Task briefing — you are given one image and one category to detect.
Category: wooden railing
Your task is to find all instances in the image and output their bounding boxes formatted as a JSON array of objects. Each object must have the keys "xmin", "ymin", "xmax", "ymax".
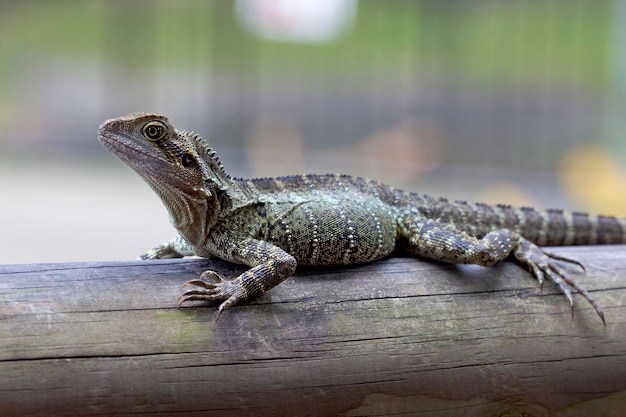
[{"xmin": 1, "ymin": 246, "xmax": 625, "ymax": 416}]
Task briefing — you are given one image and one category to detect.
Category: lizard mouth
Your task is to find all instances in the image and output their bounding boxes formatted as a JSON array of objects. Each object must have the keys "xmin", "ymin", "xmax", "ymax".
[
  {"xmin": 98, "ymin": 127, "xmax": 180, "ymax": 186},
  {"xmin": 99, "ymin": 130, "xmax": 160, "ymax": 172},
  {"xmin": 98, "ymin": 124, "xmax": 203, "ymax": 199},
  {"xmin": 99, "ymin": 129, "xmax": 150, "ymax": 164}
]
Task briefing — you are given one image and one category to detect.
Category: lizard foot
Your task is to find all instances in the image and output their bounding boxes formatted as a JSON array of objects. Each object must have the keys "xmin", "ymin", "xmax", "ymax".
[
  {"xmin": 177, "ymin": 271, "xmax": 246, "ymax": 321},
  {"xmin": 513, "ymin": 239, "xmax": 605, "ymax": 326},
  {"xmin": 139, "ymin": 243, "xmax": 178, "ymax": 260}
]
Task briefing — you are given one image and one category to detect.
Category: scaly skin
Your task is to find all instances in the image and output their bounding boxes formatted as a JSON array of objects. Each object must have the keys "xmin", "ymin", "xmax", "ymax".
[{"xmin": 98, "ymin": 112, "xmax": 626, "ymax": 323}]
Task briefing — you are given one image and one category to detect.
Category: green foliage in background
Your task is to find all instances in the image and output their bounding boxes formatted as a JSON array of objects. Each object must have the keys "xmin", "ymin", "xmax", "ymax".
[{"xmin": 0, "ymin": 0, "xmax": 613, "ymax": 95}]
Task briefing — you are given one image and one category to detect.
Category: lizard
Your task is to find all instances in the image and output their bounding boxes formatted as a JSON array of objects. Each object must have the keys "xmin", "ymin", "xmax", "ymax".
[{"xmin": 98, "ymin": 112, "xmax": 626, "ymax": 324}]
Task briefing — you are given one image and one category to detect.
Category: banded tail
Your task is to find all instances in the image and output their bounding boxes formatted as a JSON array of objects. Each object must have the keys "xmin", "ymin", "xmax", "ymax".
[
  {"xmin": 525, "ymin": 210, "xmax": 626, "ymax": 246},
  {"xmin": 495, "ymin": 206, "xmax": 626, "ymax": 247},
  {"xmin": 418, "ymin": 196, "xmax": 626, "ymax": 247}
]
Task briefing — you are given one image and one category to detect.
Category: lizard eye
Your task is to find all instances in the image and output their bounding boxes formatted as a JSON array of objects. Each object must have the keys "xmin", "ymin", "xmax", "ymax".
[
  {"xmin": 142, "ymin": 121, "xmax": 167, "ymax": 141},
  {"xmin": 181, "ymin": 153, "xmax": 198, "ymax": 169}
]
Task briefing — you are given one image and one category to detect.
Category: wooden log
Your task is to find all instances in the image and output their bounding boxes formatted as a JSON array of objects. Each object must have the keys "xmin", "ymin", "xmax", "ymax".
[{"xmin": 0, "ymin": 246, "xmax": 625, "ymax": 416}]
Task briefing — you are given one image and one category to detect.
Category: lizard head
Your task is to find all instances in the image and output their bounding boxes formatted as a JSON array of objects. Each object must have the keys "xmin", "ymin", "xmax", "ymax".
[{"xmin": 98, "ymin": 112, "xmax": 229, "ymax": 244}]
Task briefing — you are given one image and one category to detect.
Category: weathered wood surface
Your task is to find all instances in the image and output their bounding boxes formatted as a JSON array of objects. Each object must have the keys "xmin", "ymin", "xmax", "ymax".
[{"xmin": 1, "ymin": 246, "xmax": 625, "ymax": 417}]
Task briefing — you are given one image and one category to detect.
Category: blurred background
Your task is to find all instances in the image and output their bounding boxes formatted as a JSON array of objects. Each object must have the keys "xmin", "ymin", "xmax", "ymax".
[{"xmin": 1, "ymin": 0, "xmax": 626, "ymax": 264}]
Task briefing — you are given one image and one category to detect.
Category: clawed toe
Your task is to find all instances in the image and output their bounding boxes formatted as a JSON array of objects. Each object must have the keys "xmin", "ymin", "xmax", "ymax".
[
  {"xmin": 515, "ymin": 242, "xmax": 605, "ymax": 326},
  {"xmin": 199, "ymin": 270, "xmax": 227, "ymax": 282},
  {"xmin": 177, "ymin": 277, "xmax": 241, "ymax": 323},
  {"xmin": 180, "ymin": 271, "xmax": 226, "ymax": 289},
  {"xmin": 542, "ymin": 250, "xmax": 586, "ymax": 272},
  {"xmin": 177, "ymin": 291, "xmax": 219, "ymax": 306},
  {"xmin": 556, "ymin": 268, "xmax": 605, "ymax": 326},
  {"xmin": 543, "ymin": 265, "xmax": 574, "ymax": 311},
  {"xmin": 527, "ymin": 260, "xmax": 604, "ymax": 325},
  {"xmin": 178, "ymin": 271, "xmax": 228, "ymax": 307}
]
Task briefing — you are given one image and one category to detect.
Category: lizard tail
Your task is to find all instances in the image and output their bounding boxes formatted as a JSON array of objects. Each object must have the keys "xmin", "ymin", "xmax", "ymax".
[
  {"xmin": 568, "ymin": 212, "xmax": 626, "ymax": 245},
  {"xmin": 415, "ymin": 197, "xmax": 626, "ymax": 247},
  {"xmin": 517, "ymin": 208, "xmax": 626, "ymax": 246}
]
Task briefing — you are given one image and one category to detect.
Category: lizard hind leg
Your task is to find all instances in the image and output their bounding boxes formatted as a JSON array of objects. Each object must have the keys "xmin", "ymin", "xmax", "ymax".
[
  {"xmin": 512, "ymin": 238, "xmax": 605, "ymax": 325},
  {"xmin": 400, "ymin": 218, "xmax": 605, "ymax": 325}
]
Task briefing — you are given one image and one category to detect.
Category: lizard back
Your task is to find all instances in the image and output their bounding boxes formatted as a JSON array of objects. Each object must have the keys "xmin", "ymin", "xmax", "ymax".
[{"xmin": 241, "ymin": 173, "xmax": 626, "ymax": 248}]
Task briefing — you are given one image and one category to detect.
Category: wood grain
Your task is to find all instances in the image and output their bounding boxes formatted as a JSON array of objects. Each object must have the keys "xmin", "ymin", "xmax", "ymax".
[{"xmin": 1, "ymin": 246, "xmax": 625, "ymax": 416}]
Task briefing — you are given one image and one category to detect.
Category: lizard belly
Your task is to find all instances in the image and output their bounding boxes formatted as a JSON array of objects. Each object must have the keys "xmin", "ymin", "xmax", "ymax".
[{"xmin": 265, "ymin": 195, "xmax": 398, "ymax": 266}]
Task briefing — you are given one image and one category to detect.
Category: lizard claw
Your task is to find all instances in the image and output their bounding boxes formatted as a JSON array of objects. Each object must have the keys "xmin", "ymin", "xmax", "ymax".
[
  {"xmin": 181, "ymin": 270, "xmax": 227, "ymax": 288},
  {"xmin": 177, "ymin": 270, "xmax": 247, "ymax": 321},
  {"xmin": 514, "ymin": 240, "xmax": 605, "ymax": 326},
  {"xmin": 178, "ymin": 270, "xmax": 228, "ymax": 304},
  {"xmin": 541, "ymin": 250, "xmax": 586, "ymax": 272},
  {"xmin": 178, "ymin": 271, "xmax": 224, "ymax": 302}
]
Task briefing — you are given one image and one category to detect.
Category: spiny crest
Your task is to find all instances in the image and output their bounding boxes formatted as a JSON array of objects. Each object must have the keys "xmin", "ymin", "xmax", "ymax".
[{"xmin": 180, "ymin": 129, "xmax": 230, "ymax": 178}]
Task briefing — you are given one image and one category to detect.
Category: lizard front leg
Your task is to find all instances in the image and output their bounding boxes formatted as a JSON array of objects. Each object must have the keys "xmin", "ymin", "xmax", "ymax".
[
  {"xmin": 177, "ymin": 238, "xmax": 297, "ymax": 320},
  {"xmin": 401, "ymin": 218, "xmax": 604, "ymax": 324}
]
